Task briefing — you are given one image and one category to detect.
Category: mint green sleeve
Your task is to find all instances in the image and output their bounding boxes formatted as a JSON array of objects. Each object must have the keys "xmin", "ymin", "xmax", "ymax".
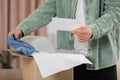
[
  {"xmin": 18, "ymin": 0, "xmax": 56, "ymax": 36},
  {"xmin": 89, "ymin": 0, "xmax": 120, "ymax": 39}
]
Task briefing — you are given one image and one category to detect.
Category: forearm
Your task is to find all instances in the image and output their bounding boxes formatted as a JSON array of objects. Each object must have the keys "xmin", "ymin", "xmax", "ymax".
[
  {"xmin": 89, "ymin": 0, "xmax": 120, "ymax": 39},
  {"xmin": 18, "ymin": 0, "xmax": 56, "ymax": 36}
]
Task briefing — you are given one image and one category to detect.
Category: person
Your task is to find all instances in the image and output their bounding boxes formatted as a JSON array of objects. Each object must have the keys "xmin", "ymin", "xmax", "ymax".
[{"xmin": 8, "ymin": 0, "xmax": 120, "ymax": 80}]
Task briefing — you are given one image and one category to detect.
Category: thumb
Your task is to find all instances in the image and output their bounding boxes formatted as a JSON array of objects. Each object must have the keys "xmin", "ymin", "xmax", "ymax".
[{"xmin": 71, "ymin": 29, "xmax": 79, "ymax": 35}]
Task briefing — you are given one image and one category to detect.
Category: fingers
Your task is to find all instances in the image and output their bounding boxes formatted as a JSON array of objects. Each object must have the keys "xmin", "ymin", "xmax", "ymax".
[
  {"xmin": 77, "ymin": 34, "xmax": 91, "ymax": 42},
  {"xmin": 71, "ymin": 26, "xmax": 92, "ymax": 42},
  {"xmin": 8, "ymin": 28, "xmax": 22, "ymax": 39}
]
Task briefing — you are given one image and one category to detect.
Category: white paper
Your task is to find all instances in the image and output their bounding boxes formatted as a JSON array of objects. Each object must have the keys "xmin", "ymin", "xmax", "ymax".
[
  {"xmin": 47, "ymin": 17, "xmax": 88, "ymax": 56},
  {"xmin": 32, "ymin": 52, "xmax": 92, "ymax": 78},
  {"xmin": 47, "ymin": 17, "xmax": 81, "ymax": 34},
  {"xmin": 47, "ymin": 17, "xmax": 81, "ymax": 46},
  {"xmin": 21, "ymin": 28, "xmax": 91, "ymax": 78}
]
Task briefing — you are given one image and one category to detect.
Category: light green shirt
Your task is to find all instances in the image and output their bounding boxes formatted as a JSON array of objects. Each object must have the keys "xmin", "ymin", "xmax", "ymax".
[{"xmin": 18, "ymin": 0, "xmax": 120, "ymax": 70}]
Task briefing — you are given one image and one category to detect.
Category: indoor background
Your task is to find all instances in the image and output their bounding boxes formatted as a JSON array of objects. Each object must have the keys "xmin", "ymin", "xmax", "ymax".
[
  {"xmin": 0, "ymin": 0, "xmax": 120, "ymax": 80},
  {"xmin": 0, "ymin": 0, "xmax": 47, "ymax": 80}
]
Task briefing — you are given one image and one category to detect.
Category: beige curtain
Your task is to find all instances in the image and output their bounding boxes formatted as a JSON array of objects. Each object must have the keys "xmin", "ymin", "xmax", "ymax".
[{"xmin": 0, "ymin": 0, "xmax": 46, "ymax": 50}]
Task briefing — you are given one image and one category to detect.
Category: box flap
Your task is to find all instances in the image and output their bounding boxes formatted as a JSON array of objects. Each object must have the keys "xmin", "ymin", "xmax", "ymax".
[{"xmin": 7, "ymin": 49, "xmax": 32, "ymax": 58}]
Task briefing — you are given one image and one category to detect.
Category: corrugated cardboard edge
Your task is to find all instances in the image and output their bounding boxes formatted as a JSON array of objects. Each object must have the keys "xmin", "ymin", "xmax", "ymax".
[
  {"xmin": 7, "ymin": 49, "xmax": 32, "ymax": 58},
  {"xmin": 7, "ymin": 49, "xmax": 73, "ymax": 80}
]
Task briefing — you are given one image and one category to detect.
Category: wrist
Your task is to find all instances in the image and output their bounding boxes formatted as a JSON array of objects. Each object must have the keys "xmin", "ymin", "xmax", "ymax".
[{"xmin": 16, "ymin": 27, "xmax": 24, "ymax": 37}]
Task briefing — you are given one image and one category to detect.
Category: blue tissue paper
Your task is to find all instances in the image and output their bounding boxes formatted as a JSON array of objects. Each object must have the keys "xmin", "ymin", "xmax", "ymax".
[{"xmin": 7, "ymin": 34, "xmax": 38, "ymax": 56}]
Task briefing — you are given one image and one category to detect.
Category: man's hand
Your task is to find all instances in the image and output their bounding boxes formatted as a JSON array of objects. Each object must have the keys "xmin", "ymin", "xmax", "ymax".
[
  {"xmin": 8, "ymin": 28, "xmax": 23, "ymax": 39},
  {"xmin": 71, "ymin": 26, "xmax": 92, "ymax": 42}
]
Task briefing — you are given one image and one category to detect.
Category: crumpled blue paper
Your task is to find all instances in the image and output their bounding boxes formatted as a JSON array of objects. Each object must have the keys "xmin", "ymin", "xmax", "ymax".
[{"xmin": 7, "ymin": 34, "xmax": 38, "ymax": 56}]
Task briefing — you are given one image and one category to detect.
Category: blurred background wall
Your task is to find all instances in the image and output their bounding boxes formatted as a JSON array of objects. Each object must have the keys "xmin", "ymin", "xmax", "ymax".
[
  {"xmin": 0, "ymin": 0, "xmax": 46, "ymax": 50},
  {"xmin": 0, "ymin": 0, "xmax": 46, "ymax": 80}
]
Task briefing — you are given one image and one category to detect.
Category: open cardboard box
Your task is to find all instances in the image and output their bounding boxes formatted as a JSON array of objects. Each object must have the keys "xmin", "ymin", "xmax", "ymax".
[{"xmin": 8, "ymin": 50, "xmax": 73, "ymax": 80}]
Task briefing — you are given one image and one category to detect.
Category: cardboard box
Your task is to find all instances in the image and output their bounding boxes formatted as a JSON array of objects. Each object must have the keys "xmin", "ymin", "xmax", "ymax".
[
  {"xmin": 0, "ymin": 69, "xmax": 22, "ymax": 80},
  {"xmin": 9, "ymin": 50, "xmax": 73, "ymax": 80}
]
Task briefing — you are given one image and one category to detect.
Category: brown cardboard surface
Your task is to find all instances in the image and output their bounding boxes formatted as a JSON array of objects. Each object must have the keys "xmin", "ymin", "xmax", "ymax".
[
  {"xmin": 8, "ymin": 50, "xmax": 73, "ymax": 80},
  {"xmin": 0, "ymin": 69, "xmax": 22, "ymax": 80}
]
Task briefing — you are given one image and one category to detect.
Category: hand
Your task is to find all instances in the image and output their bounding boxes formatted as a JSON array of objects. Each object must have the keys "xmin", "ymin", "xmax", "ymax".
[
  {"xmin": 71, "ymin": 26, "xmax": 92, "ymax": 42},
  {"xmin": 8, "ymin": 28, "xmax": 23, "ymax": 39}
]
